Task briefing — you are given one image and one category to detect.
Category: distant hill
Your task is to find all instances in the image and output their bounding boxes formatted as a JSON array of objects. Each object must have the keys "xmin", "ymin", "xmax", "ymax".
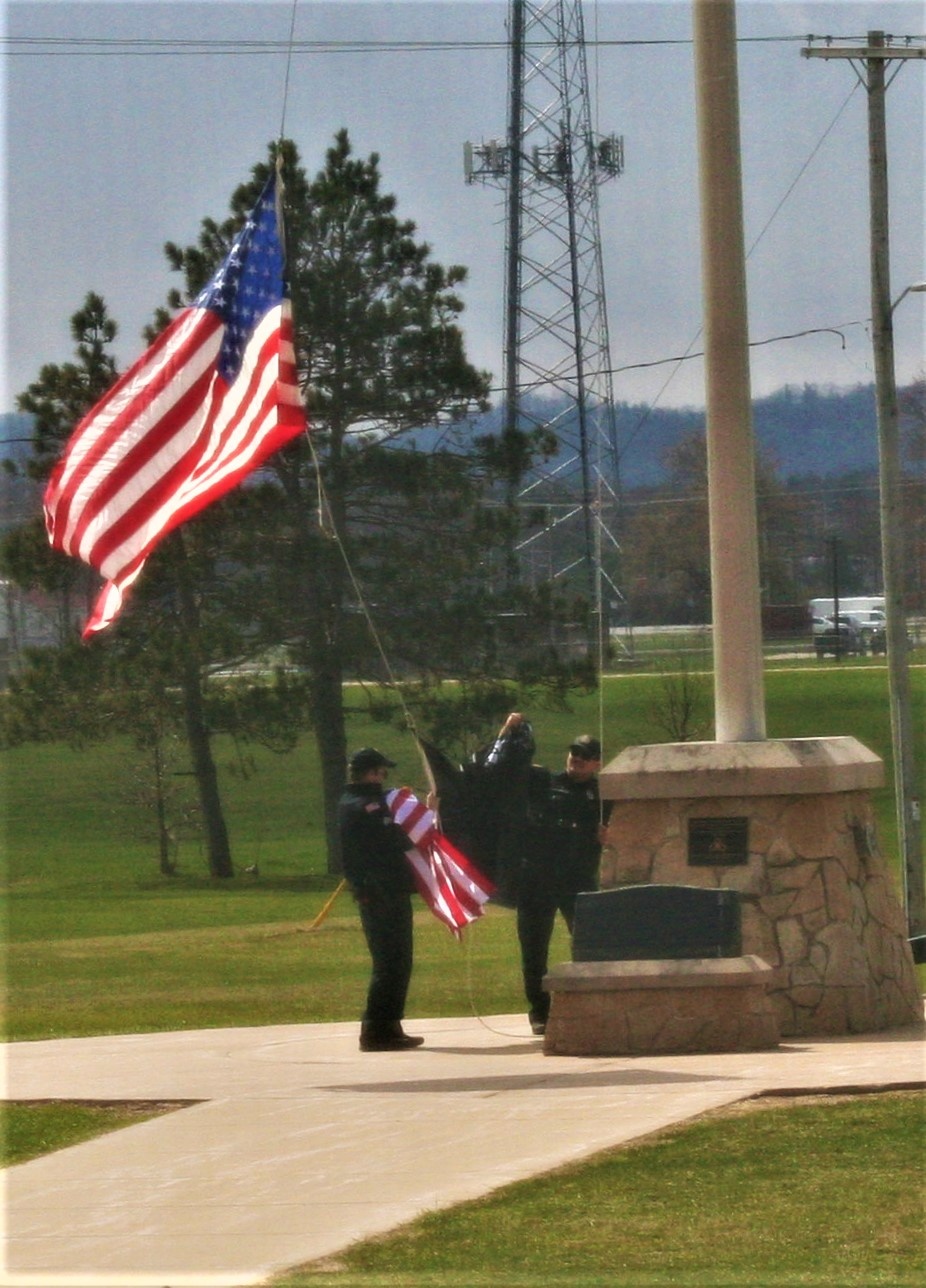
[
  {"xmin": 445, "ymin": 383, "xmax": 882, "ymax": 487},
  {"xmin": 0, "ymin": 383, "xmax": 892, "ymax": 503},
  {"xmin": 615, "ymin": 383, "xmax": 882, "ymax": 484},
  {"xmin": 0, "ymin": 413, "xmax": 35, "ymax": 467},
  {"xmin": 752, "ymin": 384, "xmax": 879, "ymax": 481}
]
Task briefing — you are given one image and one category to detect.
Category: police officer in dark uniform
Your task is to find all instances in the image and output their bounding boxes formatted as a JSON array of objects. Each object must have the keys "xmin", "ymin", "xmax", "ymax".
[
  {"xmin": 498, "ymin": 716, "xmax": 607, "ymax": 1035},
  {"xmin": 338, "ymin": 747, "xmax": 424, "ymax": 1052}
]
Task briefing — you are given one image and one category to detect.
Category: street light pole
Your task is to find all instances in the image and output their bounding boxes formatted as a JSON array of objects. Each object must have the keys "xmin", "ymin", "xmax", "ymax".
[
  {"xmin": 891, "ymin": 281, "xmax": 926, "ymax": 314},
  {"xmin": 879, "ymin": 275, "xmax": 926, "ymax": 941}
]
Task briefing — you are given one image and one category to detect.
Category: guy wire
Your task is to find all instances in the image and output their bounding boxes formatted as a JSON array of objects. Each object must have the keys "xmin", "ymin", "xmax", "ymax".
[
  {"xmin": 303, "ymin": 433, "xmax": 531, "ymax": 1034},
  {"xmin": 464, "ymin": 922, "xmax": 535, "ymax": 1039},
  {"xmin": 277, "ymin": 0, "xmax": 418, "ymax": 751},
  {"xmin": 302, "ymin": 434, "xmax": 541, "ymax": 1035},
  {"xmin": 302, "ymin": 431, "xmax": 422, "ymax": 750}
]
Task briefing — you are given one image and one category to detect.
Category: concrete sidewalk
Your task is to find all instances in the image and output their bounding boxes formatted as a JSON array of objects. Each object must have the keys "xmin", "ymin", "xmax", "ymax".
[{"xmin": 2, "ymin": 1013, "xmax": 924, "ymax": 1288}]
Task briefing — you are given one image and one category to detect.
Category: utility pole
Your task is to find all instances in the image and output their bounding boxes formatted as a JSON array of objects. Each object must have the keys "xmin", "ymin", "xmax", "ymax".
[{"xmin": 803, "ymin": 32, "xmax": 925, "ymax": 939}]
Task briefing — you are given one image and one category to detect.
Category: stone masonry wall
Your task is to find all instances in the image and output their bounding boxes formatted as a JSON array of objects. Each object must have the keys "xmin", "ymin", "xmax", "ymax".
[{"xmin": 599, "ymin": 789, "xmax": 922, "ymax": 1037}]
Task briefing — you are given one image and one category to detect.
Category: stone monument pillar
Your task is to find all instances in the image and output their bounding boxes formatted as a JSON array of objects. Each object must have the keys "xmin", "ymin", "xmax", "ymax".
[{"xmin": 598, "ymin": 737, "xmax": 922, "ymax": 1036}]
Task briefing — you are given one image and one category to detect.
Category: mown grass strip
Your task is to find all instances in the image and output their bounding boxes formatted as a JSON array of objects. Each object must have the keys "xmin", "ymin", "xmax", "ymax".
[{"xmin": 1, "ymin": 1100, "xmax": 185, "ymax": 1167}]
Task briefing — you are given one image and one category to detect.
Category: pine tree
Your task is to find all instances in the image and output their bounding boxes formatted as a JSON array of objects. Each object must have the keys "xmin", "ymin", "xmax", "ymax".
[
  {"xmin": 2, "ymin": 294, "xmax": 237, "ymax": 877},
  {"xmin": 162, "ymin": 135, "xmax": 537, "ymax": 870},
  {"xmin": 4, "ymin": 294, "xmax": 119, "ymax": 638}
]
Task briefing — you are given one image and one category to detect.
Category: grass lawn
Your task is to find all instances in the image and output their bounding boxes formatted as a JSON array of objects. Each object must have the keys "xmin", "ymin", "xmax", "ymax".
[
  {"xmin": 2, "ymin": 901, "xmax": 539, "ymax": 1039},
  {"xmin": 2, "ymin": 662, "xmax": 923, "ymax": 1039}
]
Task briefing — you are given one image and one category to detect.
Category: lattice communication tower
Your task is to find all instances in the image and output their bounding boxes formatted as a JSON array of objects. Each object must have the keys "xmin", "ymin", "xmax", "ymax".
[{"xmin": 465, "ymin": 0, "xmax": 624, "ymax": 627}]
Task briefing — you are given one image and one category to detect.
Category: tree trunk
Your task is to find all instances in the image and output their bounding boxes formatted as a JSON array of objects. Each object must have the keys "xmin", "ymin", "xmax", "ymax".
[
  {"xmin": 181, "ymin": 665, "xmax": 233, "ymax": 878},
  {"xmin": 152, "ymin": 739, "xmax": 176, "ymax": 875},
  {"xmin": 173, "ymin": 535, "xmax": 234, "ymax": 879}
]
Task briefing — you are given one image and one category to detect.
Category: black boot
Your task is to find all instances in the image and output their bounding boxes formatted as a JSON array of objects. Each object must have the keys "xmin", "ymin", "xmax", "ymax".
[
  {"xmin": 359, "ymin": 1022, "xmax": 424, "ymax": 1052},
  {"xmin": 390, "ymin": 1022, "xmax": 424, "ymax": 1048}
]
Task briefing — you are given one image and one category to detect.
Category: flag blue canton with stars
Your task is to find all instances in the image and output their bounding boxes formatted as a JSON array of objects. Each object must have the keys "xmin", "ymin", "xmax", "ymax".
[{"xmin": 195, "ymin": 176, "xmax": 286, "ymax": 384}]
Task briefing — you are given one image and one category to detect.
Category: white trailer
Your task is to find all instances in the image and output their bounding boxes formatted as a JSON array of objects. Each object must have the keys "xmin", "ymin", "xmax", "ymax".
[{"xmin": 809, "ymin": 596, "xmax": 885, "ymax": 618}]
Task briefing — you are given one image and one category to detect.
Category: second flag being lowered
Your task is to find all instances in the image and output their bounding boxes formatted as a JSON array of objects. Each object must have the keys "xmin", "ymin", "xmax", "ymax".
[
  {"xmin": 43, "ymin": 172, "xmax": 305, "ymax": 636},
  {"xmin": 386, "ymin": 786, "xmax": 495, "ymax": 937}
]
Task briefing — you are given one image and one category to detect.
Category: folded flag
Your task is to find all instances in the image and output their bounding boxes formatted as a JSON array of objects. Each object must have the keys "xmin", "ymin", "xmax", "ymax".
[
  {"xmin": 386, "ymin": 786, "xmax": 495, "ymax": 937},
  {"xmin": 44, "ymin": 171, "xmax": 305, "ymax": 636}
]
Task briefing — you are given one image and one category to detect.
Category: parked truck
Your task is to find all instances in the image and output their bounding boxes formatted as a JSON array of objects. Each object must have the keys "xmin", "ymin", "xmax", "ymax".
[{"xmin": 809, "ymin": 596, "xmax": 886, "ymax": 650}]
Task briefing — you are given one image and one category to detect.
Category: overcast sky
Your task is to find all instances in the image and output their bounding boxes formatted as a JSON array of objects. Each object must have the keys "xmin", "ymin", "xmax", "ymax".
[{"xmin": 3, "ymin": 0, "xmax": 924, "ymax": 437}]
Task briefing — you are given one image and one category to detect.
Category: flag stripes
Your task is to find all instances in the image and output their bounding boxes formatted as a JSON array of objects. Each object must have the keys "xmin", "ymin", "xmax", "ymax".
[
  {"xmin": 44, "ymin": 173, "xmax": 305, "ymax": 636},
  {"xmin": 46, "ymin": 310, "xmax": 223, "ymax": 565},
  {"xmin": 386, "ymin": 787, "xmax": 495, "ymax": 937}
]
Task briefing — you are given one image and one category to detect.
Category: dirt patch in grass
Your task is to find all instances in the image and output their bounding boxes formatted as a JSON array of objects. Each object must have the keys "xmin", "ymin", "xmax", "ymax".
[
  {"xmin": 7, "ymin": 1099, "xmax": 199, "ymax": 1112},
  {"xmin": 713, "ymin": 1084, "xmax": 925, "ymax": 1114}
]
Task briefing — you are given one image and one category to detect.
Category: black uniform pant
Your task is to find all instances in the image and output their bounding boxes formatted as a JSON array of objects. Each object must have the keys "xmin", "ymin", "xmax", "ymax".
[
  {"xmin": 516, "ymin": 883, "xmax": 581, "ymax": 1025},
  {"xmin": 358, "ymin": 891, "xmax": 414, "ymax": 1035}
]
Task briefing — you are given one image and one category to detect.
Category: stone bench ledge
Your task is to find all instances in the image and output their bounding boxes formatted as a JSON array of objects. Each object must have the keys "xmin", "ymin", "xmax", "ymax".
[
  {"xmin": 545, "ymin": 955, "xmax": 780, "ymax": 992},
  {"xmin": 544, "ymin": 955, "xmax": 782, "ymax": 1055}
]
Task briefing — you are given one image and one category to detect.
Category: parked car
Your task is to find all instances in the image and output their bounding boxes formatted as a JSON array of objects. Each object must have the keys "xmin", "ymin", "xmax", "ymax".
[
  {"xmin": 852, "ymin": 609, "xmax": 887, "ymax": 650},
  {"xmin": 814, "ymin": 614, "xmax": 863, "ymax": 658},
  {"xmin": 868, "ymin": 623, "xmax": 914, "ymax": 655}
]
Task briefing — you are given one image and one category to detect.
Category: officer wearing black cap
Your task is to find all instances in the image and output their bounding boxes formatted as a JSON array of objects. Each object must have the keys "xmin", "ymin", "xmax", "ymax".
[
  {"xmin": 498, "ymin": 715, "xmax": 608, "ymax": 1035},
  {"xmin": 338, "ymin": 747, "xmax": 424, "ymax": 1051}
]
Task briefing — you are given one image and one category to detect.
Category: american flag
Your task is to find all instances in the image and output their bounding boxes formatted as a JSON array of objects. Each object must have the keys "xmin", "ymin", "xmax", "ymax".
[
  {"xmin": 386, "ymin": 787, "xmax": 495, "ymax": 937},
  {"xmin": 44, "ymin": 172, "xmax": 305, "ymax": 637}
]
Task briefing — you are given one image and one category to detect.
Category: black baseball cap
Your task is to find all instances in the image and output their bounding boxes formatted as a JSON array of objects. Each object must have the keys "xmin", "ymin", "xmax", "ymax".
[
  {"xmin": 568, "ymin": 735, "xmax": 601, "ymax": 760},
  {"xmin": 349, "ymin": 747, "xmax": 397, "ymax": 774}
]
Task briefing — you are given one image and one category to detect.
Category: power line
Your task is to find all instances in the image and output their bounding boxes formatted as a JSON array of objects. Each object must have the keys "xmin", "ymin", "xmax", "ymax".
[
  {"xmin": 2, "ymin": 33, "xmax": 873, "ymax": 57},
  {"xmin": 614, "ymin": 74, "xmax": 875, "ymax": 463},
  {"xmin": 478, "ymin": 320, "xmax": 872, "ymax": 401},
  {"xmin": 3, "ymin": 315, "xmax": 888, "ymax": 447}
]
